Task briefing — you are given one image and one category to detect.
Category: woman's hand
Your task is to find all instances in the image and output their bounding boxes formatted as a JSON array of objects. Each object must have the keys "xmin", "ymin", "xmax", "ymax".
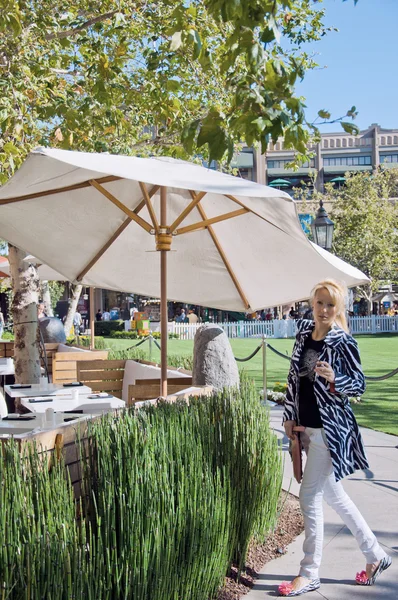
[
  {"xmin": 284, "ymin": 420, "xmax": 297, "ymax": 441},
  {"xmin": 315, "ymin": 360, "xmax": 335, "ymax": 383}
]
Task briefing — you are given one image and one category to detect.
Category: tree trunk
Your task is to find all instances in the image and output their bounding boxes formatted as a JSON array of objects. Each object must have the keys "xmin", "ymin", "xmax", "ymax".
[
  {"xmin": 63, "ymin": 284, "xmax": 83, "ymax": 337},
  {"xmin": 8, "ymin": 245, "xmax": 41, "ymax": 384},
  {"xmin": 41, "ymin": 280, "xmax": 54, "ymax": 317}
]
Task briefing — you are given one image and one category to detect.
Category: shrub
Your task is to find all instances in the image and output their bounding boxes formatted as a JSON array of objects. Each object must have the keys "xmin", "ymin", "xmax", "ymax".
[
  {"xmin": 0, "ymin": 385, "xmax": 282, "ymax": 599},
  {"xmin": 110, "ymin": 330, "xmax": 139, "ymax": 339},
  {"xmin": 94, "ymin": 320, "xmax": 125, "ymax": 336},
  {"xmin": 0, "ymin": 331, "xmax": 14, "ymax": 340},
  {"xmin": 109, "ymin": 330, "xmax": 179, "ymax": 340},
  {"xmin": 84, "ymin": 383, "xmax": 282, "ymax": 597}
]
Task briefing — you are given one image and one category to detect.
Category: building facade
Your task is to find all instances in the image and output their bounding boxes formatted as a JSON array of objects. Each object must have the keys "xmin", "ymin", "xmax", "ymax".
[{"xmin": 233, "ymin": 124, "xmax": 398, "ymax": 194}]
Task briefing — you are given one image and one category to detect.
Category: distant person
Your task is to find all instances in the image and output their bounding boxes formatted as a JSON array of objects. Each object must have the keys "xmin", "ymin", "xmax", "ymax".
[
  {"xmin": 265, "ymin": 311, "xmax": 273, "ymax": 321},
  {"xmin": 0, "ymin": 309, "xmax": 4, "ymax": 338},
  {"xmin": 102, "ymin": 309, "xmax": 110, "ymax": 321},
  {"xmin": 187, "ymin": 309, "xmax": 198, "ymax": 324},
  {"xmin": 176, "ymin": 309, "xmax": 186, "ymax": 323},
  {"xmin": 130, "ymin": 305, "xmax": 138, "ymax": 318},
  {"xmin": 37, "ymin": 303, "xmax": 46, "ymax": 320},
  {"xmin": 73, "ymin": 310, "xmax": 82, "ymax": 336},
  {"xmin": 95, "ymin": 309, "xmax": 102, "ymax": 321}
]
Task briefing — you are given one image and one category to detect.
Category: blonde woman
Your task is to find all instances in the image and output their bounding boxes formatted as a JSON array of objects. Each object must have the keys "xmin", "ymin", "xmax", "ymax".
[{"xmin": 279, "ymin": 279, "xmax": 391, "ymax": 597}]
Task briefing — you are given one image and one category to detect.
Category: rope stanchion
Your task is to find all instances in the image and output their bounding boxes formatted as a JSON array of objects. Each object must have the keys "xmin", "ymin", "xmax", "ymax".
[
  {"xmin": 266, "ymin": 342, "xmax": 398, "ymax": 381},
  {"xmin": 266, "ymin": 342, "xmax": 291, "ymax": 361},
  {"xmin": 234, "ymin": 344, "xmax": 263, "ymax": 362},
  {"xmin": 125, "ymin": 335, "xmax": 154, "ymax": 351}
]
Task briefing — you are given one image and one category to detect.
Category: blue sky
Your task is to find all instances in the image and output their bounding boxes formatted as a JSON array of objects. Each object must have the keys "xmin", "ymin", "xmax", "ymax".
[{"xmin": 294, "ymin": 0, "xmax": 398, "ymax": 132}]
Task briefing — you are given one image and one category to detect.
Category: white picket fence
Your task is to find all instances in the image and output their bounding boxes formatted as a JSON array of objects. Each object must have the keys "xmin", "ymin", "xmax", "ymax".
[
  {"xmin": 137, "ymin": 315, "xmax": 398, "ymax": 340},
  {"xmin": 349, "ymin": 315, "xmax": 398, "ymax": 334}
]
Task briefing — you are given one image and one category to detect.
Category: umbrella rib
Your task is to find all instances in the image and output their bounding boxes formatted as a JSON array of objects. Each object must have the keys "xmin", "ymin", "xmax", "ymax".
[
  {"xmin": 175, "ymin": 208, "xmax": 248, "ymax": 236},
  {"xmin": 76, "ymin": 185, "xmax": 159, "ymax": 281},
  {"xmin": 224, "ymin": 194, "xmax": 287, "ymax": 235},
  {"xmin": 89, "ymin": 179, "xmax": 153, "ymax": 233},
  {"xmin": 196, "ymin": 202, "xmax": 251, "ymax": 310},
  {"xmin": 0, "ymin": 175, "xmax": 121, "ymax": 204},
  {"xmin": 139, "ymin": 181, "xmax": 159, "ymax": 233},
  {"xmin": 169, "ymin": 191, "xmax": 207, "ymax": 233}
]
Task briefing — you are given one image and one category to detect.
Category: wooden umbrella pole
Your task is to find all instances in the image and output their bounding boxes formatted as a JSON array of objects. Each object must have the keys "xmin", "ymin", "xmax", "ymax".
[
  {"xmin": 89, "ymin": 287, "xmax": 95, "ymax": 350},
  {"xmin": 158, "ymin": 186, "xmax": 170, "ymax": 398}
]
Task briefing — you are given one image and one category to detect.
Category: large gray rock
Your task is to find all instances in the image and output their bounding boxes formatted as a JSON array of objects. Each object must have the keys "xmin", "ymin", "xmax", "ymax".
[
  {"xmin": 39, "ymin": 317, "xmax": 66, "ymax": 344},
  {"xmin": 192, "ymin": 324, "xmax": 239, "ymax": 390}
]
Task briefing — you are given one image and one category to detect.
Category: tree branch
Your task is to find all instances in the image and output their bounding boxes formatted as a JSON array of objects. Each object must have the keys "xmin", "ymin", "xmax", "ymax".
[{"xmin": 45, "ymin": 11, "xmax": 117, "ymax": 41}]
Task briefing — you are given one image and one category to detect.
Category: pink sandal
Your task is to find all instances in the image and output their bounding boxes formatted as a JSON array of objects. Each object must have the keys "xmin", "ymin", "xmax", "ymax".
[{"xmin": 355, "ymin": 555, "xmax": 392, "ymax": 586}]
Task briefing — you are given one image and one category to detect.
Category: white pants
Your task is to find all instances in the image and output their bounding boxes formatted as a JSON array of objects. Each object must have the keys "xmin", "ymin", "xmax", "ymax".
[{"xmin": 299, "ymin": 427, "xmax": 386, "ymax": 579}]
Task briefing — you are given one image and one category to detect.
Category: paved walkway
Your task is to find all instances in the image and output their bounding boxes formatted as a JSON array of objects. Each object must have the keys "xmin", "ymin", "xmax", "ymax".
[{"xmin": 246, "ymin": 405, "xmax": 398, "ymax": 599}]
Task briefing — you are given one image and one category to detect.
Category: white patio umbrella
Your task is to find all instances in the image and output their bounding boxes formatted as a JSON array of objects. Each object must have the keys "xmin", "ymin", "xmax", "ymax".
[
  {"xmin": 0, "ymin": 255, "xmax": 66, "ymax": 282},
  {"xmin": 0, "ymin": 148, "xmax": 369, "ymax": 395}
]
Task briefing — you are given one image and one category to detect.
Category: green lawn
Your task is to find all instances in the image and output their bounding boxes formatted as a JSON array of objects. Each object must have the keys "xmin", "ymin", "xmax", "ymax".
[{"xmin": 105, "ymin": 335, "xmax": 398, "ymax": 436}]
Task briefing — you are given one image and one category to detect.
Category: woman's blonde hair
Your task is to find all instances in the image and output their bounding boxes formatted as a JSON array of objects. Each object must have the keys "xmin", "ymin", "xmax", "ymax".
[{"xmin": 310, "ymin": 279, "xmax": 349, "ymax": 332}]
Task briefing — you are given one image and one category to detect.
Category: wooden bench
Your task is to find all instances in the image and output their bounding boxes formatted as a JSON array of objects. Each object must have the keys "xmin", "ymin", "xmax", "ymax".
[
  {"xmin": 77, "ymin": 359, "xmax": 126, "ymax": 399},
  {"xmin": 127, "ymin": 379, "xmax": 193, "ymax": 406},
  {"xmin": 51, "ymin": 348, "xmax": 108, "ymax": 384},
  {"xmin": 1, "ymin": 341, "xmax": 108, "ymax": 384}
]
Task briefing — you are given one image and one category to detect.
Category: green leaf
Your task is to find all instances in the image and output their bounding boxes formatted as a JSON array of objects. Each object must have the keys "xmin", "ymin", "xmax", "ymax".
[
  {"xmin": 170, "ymin": 31, "xmax": 183, "ymax": 51},
  {"xmin": 318, "ymin": 109, "xmax": 331, "ymax": 120},
  {"xmin": 3, "ymin": 142, "xmax": 19, "ymax": 156},
  {"xmin": 181, "ymin": 119, "xmax": 200, "ymax": 154},
  {"xmin": 341, "ymin": 122, "xmax": 360, "ymax": 135}
]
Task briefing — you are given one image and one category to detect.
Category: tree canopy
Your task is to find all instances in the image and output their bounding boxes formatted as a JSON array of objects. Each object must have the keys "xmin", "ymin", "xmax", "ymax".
[
  {"xmin": 298, "ymin": 169, "xmax": 398, "ymax": 300},
  {"xmin": 0, "ymin": 0, "xmax": 359, "ymax": 182}
]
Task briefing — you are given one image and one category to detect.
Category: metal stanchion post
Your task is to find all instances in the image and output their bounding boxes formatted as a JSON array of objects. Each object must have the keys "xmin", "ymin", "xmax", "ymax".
[
  {"xmin": 262, "ymin": 334, "xmax": 267, "ymax": 404},
  {"xmin": 148, "ymin": 334, "xmax": 153, "ymax": 363}
]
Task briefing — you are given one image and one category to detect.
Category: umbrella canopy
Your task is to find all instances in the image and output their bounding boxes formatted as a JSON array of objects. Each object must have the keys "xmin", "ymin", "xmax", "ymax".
[
  {"xmin": 268, "ymin": 178, "xmax": 292, "ymax": 186},
  {"xmin": 330, "ymin": 176, "xmax": 346, "ymax": 183},
  {"xmin": 0, "ymin": 147, "xmax": 369, "ymax": 394},
  {"xmin": 0, "ymin": 255, "xmax": 66, "ymax": 281},
  {"xmin": 0, "ymin": 147, "xmax": 368, "ymax": 308}
]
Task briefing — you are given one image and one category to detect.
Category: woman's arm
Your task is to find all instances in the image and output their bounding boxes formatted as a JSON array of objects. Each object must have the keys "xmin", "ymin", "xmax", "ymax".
[{"xmin": 333, "ymin": 337, "xmax": 366, "ymax": 397}]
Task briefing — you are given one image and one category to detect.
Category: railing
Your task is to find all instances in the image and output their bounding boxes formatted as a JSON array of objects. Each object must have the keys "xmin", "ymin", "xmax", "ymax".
[
  {"xmin": 349, "ymin": 315, "xmax": 398, "ymax": 334},
  {"xmin": 124, "ymin": 315, "xmax": 398, "ymax": 340}
]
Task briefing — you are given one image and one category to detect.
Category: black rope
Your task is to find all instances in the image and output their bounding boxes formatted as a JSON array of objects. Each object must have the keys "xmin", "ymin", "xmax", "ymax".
[
  {"xmin": 234, "ymin": 344, "xmax": 263, "ymax": 362},
  {"xmin": 266, "ymin": 342, "xmax": 398, "ymax": 381},
  {"xmin": 125, "ymin": 336, "xmax": 153, "ymax": 351},
  {"xmin": 14, "ymin": 320, "xmax": 38, "ymax": 325},
  {"xmin": 266, "ymin": 342, "xmax": 291, "ymax": 361},
  {"xmin": 364, "ymin": 367, "xmax": 398, "ymax": 382}
]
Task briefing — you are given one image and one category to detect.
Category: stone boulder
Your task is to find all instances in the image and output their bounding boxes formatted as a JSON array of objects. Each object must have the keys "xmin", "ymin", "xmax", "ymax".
[
  {"xmin": 39, "ymin": 316, "xmax": 66, "ymax": 344},
  {"xmin": 192, "ymin": 324, "xmax": 239, "ymax": 390}
]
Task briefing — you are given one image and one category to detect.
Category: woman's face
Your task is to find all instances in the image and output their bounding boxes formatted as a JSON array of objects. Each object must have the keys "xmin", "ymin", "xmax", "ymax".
[{"xmin": 312, "ymin": 288, "xmax": 338, "ymax": 329}]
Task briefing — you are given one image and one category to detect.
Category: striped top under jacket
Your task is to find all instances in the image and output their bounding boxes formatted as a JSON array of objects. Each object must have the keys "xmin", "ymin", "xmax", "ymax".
[{"xmin": 283, "ymin": 319, "xmax": 369, "ymax": 481}]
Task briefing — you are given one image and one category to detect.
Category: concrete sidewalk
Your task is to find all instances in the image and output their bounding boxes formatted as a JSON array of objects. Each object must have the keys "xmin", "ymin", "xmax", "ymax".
[{"xmin": 246, "ymin": 406, "xmax": 398, "ymax": 599}]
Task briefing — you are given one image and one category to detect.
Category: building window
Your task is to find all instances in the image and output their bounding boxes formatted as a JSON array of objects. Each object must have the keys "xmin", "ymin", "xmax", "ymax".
[
  {"xmin": 380, "ymin": 154, "xmax": 398, "ymax": 163},
  {"xmin": 336, "ymin": 139, "xmax": 341, "ymax": 148},
  {"xmin": 330, "ymin": 140, "xmax": 335, "ymax": 148},
  {"xmin": 394, "ymin": 136, "xmax": 398, "ymax": 145},
  {"xmin": 388, "ymin": 136, "xmax": 392, "ymax": 145},
  {"xmin": 323, "ymin": 156, "xmax": 371, "ymax": 166},
  {"xmin": 381, "ymin": 136, "xmax": 386, "ymax": 145},
  {"xmin": 349, "ymin": 138, "xmax": 353, "ymax": 147},
  {"xmin": 342, "ymin": 139, "xmax": 347, "ymax": 147},
  {"xmin": 323, "ymin": 140, "xmax": 329, "ymax": 149},
  {"xmin": 267, "ymin": 158, "xmax": 315, "ymax": 169}
]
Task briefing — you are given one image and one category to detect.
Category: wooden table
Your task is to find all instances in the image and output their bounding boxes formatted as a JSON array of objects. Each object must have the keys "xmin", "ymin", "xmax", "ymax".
[
  {"xmin": 5, "ymin": 383, "xmax": 92, "ymax": 398},
  {"xmin": 20, "ymin": 393, "xmax": 125, "ymax": 414}
]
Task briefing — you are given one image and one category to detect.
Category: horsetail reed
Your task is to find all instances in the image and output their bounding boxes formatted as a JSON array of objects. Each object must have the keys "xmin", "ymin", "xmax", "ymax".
[{"xmin": 0, "ymin": 382, "xmax": 282, "ymax": 599}]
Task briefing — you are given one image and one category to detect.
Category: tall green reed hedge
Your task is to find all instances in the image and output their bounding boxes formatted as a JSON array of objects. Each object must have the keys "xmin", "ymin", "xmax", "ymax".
[{"xmin": 0, "ymin": 383, "xmax": 282, "ymax": 599}]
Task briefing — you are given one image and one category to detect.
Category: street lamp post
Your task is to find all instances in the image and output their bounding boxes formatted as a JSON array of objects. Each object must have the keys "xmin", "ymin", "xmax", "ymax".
[{"xmin": 311, "ymin": 200, "xmax": 334, "ymax": 251}]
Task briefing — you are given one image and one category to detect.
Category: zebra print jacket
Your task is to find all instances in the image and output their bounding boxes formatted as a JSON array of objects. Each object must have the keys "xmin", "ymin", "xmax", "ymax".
[{"xmin": 283, "ymin": 319, "xmax": 369, "ymax": 481}]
